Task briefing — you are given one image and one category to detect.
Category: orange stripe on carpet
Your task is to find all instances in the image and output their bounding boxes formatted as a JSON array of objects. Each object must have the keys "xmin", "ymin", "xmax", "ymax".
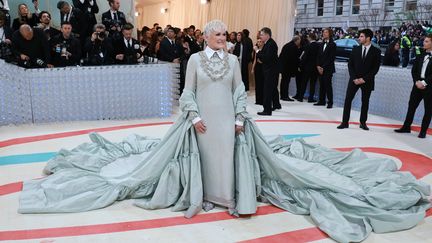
[
  {"xmin": 0, "ymin": 205, "xmax": 284, "ymax": 241},
  {"xmin": 238, "ymin": 227, "xmax": 328, "ymax": 243}
]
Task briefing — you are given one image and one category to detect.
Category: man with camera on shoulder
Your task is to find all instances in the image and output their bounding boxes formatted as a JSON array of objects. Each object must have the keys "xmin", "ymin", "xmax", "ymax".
[
  {"xmin": 50, "ymin": 21, "xmax": 81, "ymax": 67},
  {"xmin": 83, "ymin": 23, "xmax": 114, "ymax": 66},
  {"xmin": 12, "ymin": 24, "xmax": 52, "ymax": 68},
  {"xmin": 102, "ymin": 0, "xmax": 126, "ymax": 41},
  {"xmin": 114, "ymin": 23, "xmax": 141, "ymax": 65}
]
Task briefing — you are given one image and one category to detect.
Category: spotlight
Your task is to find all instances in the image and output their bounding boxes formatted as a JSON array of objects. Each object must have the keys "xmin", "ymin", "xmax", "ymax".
[
  {"xmin": 160, "ymin": 8, "xmax": 167, "ymax": 13},
  {"xmin": 200, "ymin": 0, "xmax": 209, "ymax": 4},
  {"xmin": 134, "ymin": 12, "xmax": 140, "ymax": 17}
]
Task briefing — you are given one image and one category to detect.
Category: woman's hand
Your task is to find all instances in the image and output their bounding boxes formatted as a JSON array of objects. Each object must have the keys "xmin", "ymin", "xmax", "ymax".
[
  {"xmin": 194, "ymin": 120, "xmax": 207, "ymax": 134},
  {"xmin": 235, "ymin": 125, "xmax": 244, "ymax": 135}
]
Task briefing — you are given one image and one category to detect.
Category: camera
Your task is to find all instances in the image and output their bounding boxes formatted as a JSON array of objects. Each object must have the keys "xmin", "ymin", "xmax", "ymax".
[
  {"xmin": 22, "ymin": 58, "xmax": 47, "ymax": 68},
  {"xmin": 96, "ymin": 31, "xmax": 106, "ymax": 39}
]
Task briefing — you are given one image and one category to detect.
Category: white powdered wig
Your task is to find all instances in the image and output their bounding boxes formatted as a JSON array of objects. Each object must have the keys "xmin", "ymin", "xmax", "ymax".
[{"xmin": 203, "ymin": 20, "xmax": 227, "ymax": 37}]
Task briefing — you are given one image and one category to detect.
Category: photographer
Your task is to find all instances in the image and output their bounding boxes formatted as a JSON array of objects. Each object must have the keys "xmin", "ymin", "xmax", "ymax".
[
  {"xmin": 50, "ymin": 21, "xmax": 81, "ymax": 67},
  {"xmin": 83, "ymin": 23, "xmax": 114, "ymax": 66},
  {"xmin": 12, "ymin": 24, "xmax": 52, "ymax": 68},
  {"xmin": 102, "ymin": 0, "xmax": 126, "ymax": 41},
  {"xmin": 114, "ymin": 23, "xmax": 141, "ymax": 65},
  {"xmin": 0, "ymin": 10, "xmax": 12, "ymax": 61}
]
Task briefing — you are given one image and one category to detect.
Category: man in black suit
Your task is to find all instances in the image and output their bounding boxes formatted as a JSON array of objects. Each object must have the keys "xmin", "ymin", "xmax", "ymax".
[
  {"xmin": 255, "ymin": 27, "xmax": 281, "ymax": 116},
  {"xmin": 50, "ymin": 21, "xmax": 81, "ymax": 67},
  {"xmin": 12, "ymin": 24, "xmax": 52, "ymax": 68},
  {"xmin": 315, "ymin": 28, "xmax": 336, "ymax": 108},
  {"xmin": 395, "ymin": 34, "xmax": 432, "ymax": 138},
  {"xmin": 37, "ymin": 11, "xmax": 61, "ymax": 41},
  {"xmin": 185, "ymin": 27, "xmax": 200, "ymax": 55},
  {"xmin": 102, "ymin": 0, "xmax": 126, "ymax": 41},
  {"xmin": 158, "ymin": 27, "xmax": 182, "ymax": 63},
  {"xmin": 72, "ymin": 0, "xmax": 99, "ymax": 38},
  {"xmin": 57, "ymin": 1, "xmax": 88, "ymax": 44},
  {"xmin": 240, "ymin": 29, "xmax": 253, "ymax": 91},
  {"xmin": 278, "ymin": 35, "xmax": 301, "ymax": 102},
  {"xmin": 114, "ymin": 23, "xmax": 141, "ymax": 65},
  {"xmin": 337, "ymin": 29, "xmax": 381, "ymax": 130},
  {"xmin": 299, "ymin": 32, "xmax": 320, "ymax": 102},
  {"xmin": 0, "ymin": 10, "xmax": 12, "ymax": 42}
]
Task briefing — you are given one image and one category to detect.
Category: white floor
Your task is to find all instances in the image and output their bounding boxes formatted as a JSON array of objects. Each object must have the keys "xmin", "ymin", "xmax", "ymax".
[{"xmin": 0, "ymin": 95, "xmax": 431, "ymax": 243}]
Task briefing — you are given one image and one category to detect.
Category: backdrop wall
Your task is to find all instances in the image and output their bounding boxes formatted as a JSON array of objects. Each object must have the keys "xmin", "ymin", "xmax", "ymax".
[{"xmin": 136, "ymin": 0, "xmax": 296, "ymax": 50}]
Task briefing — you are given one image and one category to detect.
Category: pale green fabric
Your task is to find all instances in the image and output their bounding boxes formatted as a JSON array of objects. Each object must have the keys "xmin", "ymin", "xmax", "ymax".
[{"xmin": 19, "ymin": 83, "xmax": 430, "ymax": 243}]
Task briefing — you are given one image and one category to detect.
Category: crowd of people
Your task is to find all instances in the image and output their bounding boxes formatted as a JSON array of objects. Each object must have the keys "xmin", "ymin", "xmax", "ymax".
[{"xmin": 0, "ymin": 0, "xmax": 430, "ymax": 137}]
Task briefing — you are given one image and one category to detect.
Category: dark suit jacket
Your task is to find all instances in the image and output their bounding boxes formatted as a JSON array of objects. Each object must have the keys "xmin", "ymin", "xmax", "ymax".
[
  {"xmin": 412, "ymin": 53, "xmax": 432, "ymax": 86},
  {"xmin": 278, "ymin": 41, "xmax": 300, "ymax": 76},
  {"xmin": 243, "ymin": 37, "xmax": 254, "ymax": 63},
  {"xmin": 348, "ymin": 45, "xmax": 382, "ymax": 90},
  {"xmin": 44, "ymin": 27, "xmax": 61, "ymax": 41},
  {"xmin": 184, "ymin": 35, "xmax": 200, "ymax": 55},
  {"xmin": 83, "ymin": 36, "xmax": 114, "ymax": 65},
  {"xmin": 60, "ymin": 7, "xmax": 88, "ymax": 39},
  {"xmin": 158, "ymin": 37, "xmax": 183, "ymax": 62},
  {"xmin": 256, "ymin": 38, "xmax": 278, "ymax": 74},
  {"xmin": 12, "ymin": 27, "xmax": 50, "ymax": 65},
  {"xmin": 300, "ymin": 41, "xmax": 320, "ymax": 74},
  {"xmin": 72, "ymin": 0, "xmax": 99, "ymax": 35},
  {"xmin": 113, "ymin": 37, "xmax": 141, "ymax": 64},
  {"xmin": 102, "ymin": 10, "xmax": 126, "ymax": 39},
  {"xmin": 317, "ymin": 40, "xmax": 336, "ymax": 74}
]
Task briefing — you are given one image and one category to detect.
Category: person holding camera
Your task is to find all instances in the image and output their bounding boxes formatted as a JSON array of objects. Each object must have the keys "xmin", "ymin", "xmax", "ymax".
[
  {"xmin": 113, "ymin": 23, "xmax": 141, "ymax": 65},
  {"xmin": 83, "ymin": 23, "xmax": 114, "ymax": 66},
  {"xmin": 102, "ymin": 0, "xmax": 126, "ymax": 42},
  {"xmin": 12, "ymin": 24, "xmax": 52, "ymax": 68},
  {"xmin": 50, "ymin": 21, "xmax": 81, "ymax": 67}
]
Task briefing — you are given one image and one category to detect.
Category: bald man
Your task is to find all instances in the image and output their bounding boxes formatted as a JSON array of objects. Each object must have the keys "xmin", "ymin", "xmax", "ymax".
[{"xmin": 12, "ymin": 24, "xmax": 52, "ymax": 68}]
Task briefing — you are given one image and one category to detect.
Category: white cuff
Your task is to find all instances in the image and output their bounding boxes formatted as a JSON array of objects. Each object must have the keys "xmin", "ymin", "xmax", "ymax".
[
  {"xmin": 421, "ymin": 80, "xmax": 427, "ymax": 87},
  {"xmin": 192, "ymin": 117, "xmax": 202, "ymax": 125},
  {"xmin": 89, "ymin": 0, "xmax": 94, "ymax": 5},
  {"xmin": 80, "ymin": 0, "xmax": 85, "ymax": 3},
  {"xmin": 235, "ymin": 120, "xmax": 244, "ymax": 126}
]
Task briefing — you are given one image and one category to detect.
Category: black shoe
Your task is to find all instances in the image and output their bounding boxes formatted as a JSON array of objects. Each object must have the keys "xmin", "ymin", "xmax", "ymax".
[
  {"xmin": 292, "ymin": 95, "xmax": 300, "ymax": 100},
  {"xmin": 295, "ymin": 97, "xmax": 304, "ymax": 102},
  {"xmin": 418, "ymin": 132, "xmax": 426, "ymax": 138},
  {"xmin": 394, "ymin": 127, "xmax": 411, "ymax": 133},
  {"xmin": 257, "ymin": 111, "xmax": 272, "ymax": 116},
  {"xmin": 308, "ymin": 99, "xmax": 317, "ymax": 103},
  {"xmin": 272, "ymin": 106, "xmax": 282, "ymax": 111},
  {"xmin": 359, "ymin": 123, "xmax": 369, "ymax": 131},
  {"xmin": 337, "ymin": 123, "xmax": 349, "ymax": 129},
  {"xmin": 314, "ymin": 102, "xmax": 326, "ymax": 106},
  {"xmin": 326, "ymin": 104, "xmax": 333, "ymax": 109},
  {"xmin": 281, "ymin": 97, "xmax": 294, "ymax": 102}
]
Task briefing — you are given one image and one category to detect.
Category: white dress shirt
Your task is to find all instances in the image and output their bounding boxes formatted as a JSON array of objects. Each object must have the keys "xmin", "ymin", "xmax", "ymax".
[
  {"xmin": 361, "ymin": 43, "xmax": 372, "ymax": 59},
  {"xmin": 420, "ymin": 52, "xmax": 431, "ymax": 84},
  {"xmin": 0, "ymin": 27, "xmax": 5, "ymax": 43},
  {"xmin": 110, "ymin": 10, "xmax": 118, "ymax": 20},
  {"xmin": 124, "ymin": 38, "xmax": 132, "ymax": 48}
]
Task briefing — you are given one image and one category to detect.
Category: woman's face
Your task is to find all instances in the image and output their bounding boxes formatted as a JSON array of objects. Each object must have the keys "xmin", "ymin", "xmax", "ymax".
[
  {"xmin": 394, "ymin": 42, "xmax": 400, "ymax": 51},
  {"xmin": 19, "ymin": 5, "xmax": 29, "ymax": 16},
  {"xmin": 205, "ymin": 30, "xmax": 226, "ymax": 50},
  {"xmin": 236, "ymin": 33, "xmax": 242, "ymax": 42},
  {"xmin": 230, "ymin": 32, "xmax": 236, "ymax": 41},
  {"xmin": 257, "ymin": 39, "xmax": 263, "ymax": 48},
  {"xmin": 424, "ymin": 37, "xmax": 432, "ymax": 51}
]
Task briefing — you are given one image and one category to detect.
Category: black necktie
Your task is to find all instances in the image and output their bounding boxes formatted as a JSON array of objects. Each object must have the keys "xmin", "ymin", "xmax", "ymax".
[
  {"xmin": 113, "ymin": 12, "xmax": 118, "ymax": 21},
  {"xmin": 362, "ymin": 47, "xmax": 367, "ymax": 60},
  {"xmin": 127, "ymin": 40, "xmax": 131, "ymax": 49}
]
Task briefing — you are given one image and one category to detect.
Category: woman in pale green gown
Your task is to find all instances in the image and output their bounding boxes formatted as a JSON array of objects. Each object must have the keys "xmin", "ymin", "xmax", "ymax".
[{"xmin": 19, "ymin": 20, "xmax": 431, "ymax": 243}]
